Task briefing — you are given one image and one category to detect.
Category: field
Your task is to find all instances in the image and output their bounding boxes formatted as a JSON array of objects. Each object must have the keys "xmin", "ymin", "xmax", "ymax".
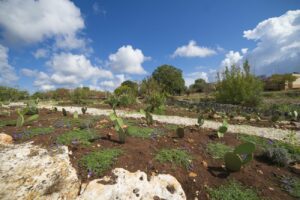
[{"xmin": 1, "ymin": 103, "xmax": 299, "ymax": 199}]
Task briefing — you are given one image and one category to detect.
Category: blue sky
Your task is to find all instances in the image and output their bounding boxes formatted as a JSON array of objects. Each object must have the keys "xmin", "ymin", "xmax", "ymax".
[{"xmin": 0, "ymin": 0, "xmax": 299, "ymax": 92}]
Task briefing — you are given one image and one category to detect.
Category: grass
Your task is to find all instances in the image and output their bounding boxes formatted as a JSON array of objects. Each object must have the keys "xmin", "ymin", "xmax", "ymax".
[
  {"xmin": 164, "ymin": 123, "xmax": 179, "ymax": 131},
  {"xmin": 79, "ymin": 149, "xmax": 122, "ymax": 176},
  {"xmin": 238, "ymin": 134, "xmax": 300, "ymax": 159},
  {"xmin": 0, "ymin": 119, "xmax": 16, "ymax": 127},
  {"xmin": 21, "ymin": 127, "xmax": 54, "ymax": 139},
  {"xmin": 207, "ymin": 180, "xmax": 262, "ymax": 200},
  {"xmin": 126, "ymin": 125, "xmax": 154, "ymax": 138},
  {"xmin": 56, "ymin": 130, "xmax": 99, "ymax": 145},
  {"xmin": 155, "ymin": 148, "xmax": 192, "ymax": 169},
  {"xmin": 207, "ymin": 142, "xmax": 233, "ymax": 159},
  {"xmin": 280, "ymin": 176, "xmax": 300, "ymax": 198}
]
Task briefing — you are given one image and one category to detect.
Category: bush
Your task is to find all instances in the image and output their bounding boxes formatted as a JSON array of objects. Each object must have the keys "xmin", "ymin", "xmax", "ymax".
[
  {"xmin": 263, "ymin": 147, "xmax": 291, "ymax": 167},
  {"xmin": 114, "ymin": 85, "xmax": 136, "ymax": 106},
  {"xmin": 216, "ymin": 60, "xmax": 263, "ymax": 107},
  {"xmin": 145, "ymin": 92, "xmax": 166, "ymax": 112}
]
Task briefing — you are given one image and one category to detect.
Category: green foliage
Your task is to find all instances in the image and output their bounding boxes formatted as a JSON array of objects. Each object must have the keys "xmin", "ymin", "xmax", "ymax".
[
  {"xmin": 0, "ymin": 119, "xmax": 16, "ymax": 127},
  {"xmin": 176, "ymin": 127, "xmax": 185, "ymax": 138},
  {"xmin": 207, "ymin": 142, "xmax": 233, "ymax": 159},
  {"xmin": 263, "ymin": 147, "xmax": 291, "ymax": 167},
  {"xmin": 197, "ymin": 114, "xmax": 205, "ymax": 127},
  {"xmin": 207, "ymin": 180, "xmax": 262, "ymax": 200},
  {"xmin": 189, "ymin": 78, "xmax": 207, "ymax": 93},
  {"xmin": 217, "ymin": 119, "xmax": 228, "ymax": 138},
  {"xmin": 25, "ymin": 99, "xmax": 39, "ymax": 115},
  {"xmin": 71, "ymin": 87, "xmax": 90, "ymax": 104},
  {"xmin": 127, "ymin": 125, "xmax": 154, "ymax": 138},
  {"xmin": 109, "ymin": 112, "xmax": 127, "ymax": 143},
  {"xmin": 280, "ymin": 176, "xmax": 300, "ymax": 198},
  {"xmin": 145, "ymin": 92, "xmax": 166, "ymax": 113},
  {"xmin": 106, "ymin": 95, "xmax": 119, "ymax": 113},
  {"xmin": 79, "ymin": 149, "xmax": 122, "ymax": 176},
  {"xmin": 16, "ymin": 108, "xmax": 39, "ymax": 128},
  {"xmin": 16, "ymin": 109, "xmax": 25, "ymax": 128},
  {"xmin": 216, "ymin": 60, "xmax": 263, "ymax": 107},
  {"xmin": 121, "ymin": 80, "xmax": 139, "ymax": 96},
  {"xmin": 114, "ymin": 83, "xmax": 137, "ymax": 106},
  {"xmin": 21, "ymin": 127, "xmax": 54, "ymax": 139},
  {"xmin": 140, "ymin": 77, "xmax": 161, "ymax": 97},
  {"xmin": 56, "ymin": 130, "xmax": 98, "ymax": 146},
  {"xmin": 73, "ymin": 111, "xmax": 78, "ymax": 119},
  {"xmin": 224, "ymin": 142, "xmax": 255, "ymax": 172},
  {"xmin": 0, "ymin": 86, "xmax": 29, "ymax": 101},
  {"xmin": 155, "ymin": 149, "xmax": 192, "ymax": 169},
  {"xmin": 140, "ymin": 109, "xmax": 154, "ymax": 125},
  {"xmin": 152, "ymin": 65, "xmax": 185, "ymax": 95}
]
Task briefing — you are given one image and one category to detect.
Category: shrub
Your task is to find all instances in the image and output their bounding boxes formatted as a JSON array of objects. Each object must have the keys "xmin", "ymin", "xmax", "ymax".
[
  {"xmin": 215, "ymin": 60, "xmax": 263, "ymax": 107},
  {"xmin": 56, "ymin": 130, "xmax": 99, "ymax": 146},
  {"xmin": 79, "ymin": 149, "xmax": 122, "ymax": 176},
  {"xmin": 207, "ymin": 180, "xmax": 261, "ymax": 200},
  {"xmin": 155, "ymin": 149, "xmax": 192, "ymax": 169},
  {"xmin": 127, "ymin": 125, "xmax": 154, "ymax": 138},
  {"xmin": 263, "ymin": 147, "xmax": 291, "ymax": 167}
]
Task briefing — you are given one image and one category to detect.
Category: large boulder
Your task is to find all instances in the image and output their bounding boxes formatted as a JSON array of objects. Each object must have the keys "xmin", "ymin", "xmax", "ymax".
[
  {"xmin": 0, "ymin": 142, "xmax": 80, "ymax": 200},
  {"xmin": 78, "ymin": 168, "xmax": 186, "ymax": 200},
  {"xmin": 0, "ymin": 133, "xmax": 13, "ymax": 145}
]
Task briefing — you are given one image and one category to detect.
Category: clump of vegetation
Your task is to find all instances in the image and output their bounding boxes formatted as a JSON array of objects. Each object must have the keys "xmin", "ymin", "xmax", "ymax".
[
  {"xmin": 56, "ymin": 130, "xmax": 99, "ymax": 146},
  {"xmin": 215, "ymin": 60, "xmax": 263, "ymax": 107},
  {"xmin": 25, "ymin": 99, "xmax": 39, "ymax": 115},
  {"xmin": 217, "ymin": 119, "xmax": 228, "ymax": 138},
  {"xmin": 155, "ymin": 149, "xmax": 192, "ymax": 169},
  {"xmin": 126, "ymin": 125, "xmax": 153, "ymax": 138},
  {"xmin": 207, "ymin": 142, "xmax": 233, "ymax": 159},
  {"xmin": 262, "ymin": 147, "xmax": 291, "ymax": 167},
  {"xmin": 224, "ymin": 142, "xmax": 255, "ymax": 172},
  {"xmin": 280, "ymin": 176, "xmax": 300, "ymax": 198},
  {"xmin": 16, "ymin": 108, "xmax": 39, "ymax": 128},
  {"xmin": 16, "ymin": 127, "xmax": 54, "ymax": 139},
  {"xmin": 62, "ymin": 108, "xmax": 67, "ymax": 116},
  {"xmin": 207, "ymin": 180, "xmax": 261, "ymax": 200},
  {"xmin": 197, "ymin": 114, "xmax": 205, "ymax": 127},
  {"xmin": 79, "ymin": 149, "xmax": 122, "ymax": 176},
  {"xmin": 0, "ymin": 119, "xmax": 16, "ymax": 127},
  {"xmin": 73, "ymin": 111, "xmax": 78, "ymax": 119},
  {"xmin": 81, "ymin": 107, "xmax": 87, "ymax": 114}
]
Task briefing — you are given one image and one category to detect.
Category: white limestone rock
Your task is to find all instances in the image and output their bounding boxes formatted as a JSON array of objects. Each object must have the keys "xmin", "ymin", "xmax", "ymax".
[
  {"xmin": 0, "ymin": 142, "xmax": 80, "ymax": 200},
  {"xmin": 78, "ymin": 168, "xmax": 186, "ymax": 200}
]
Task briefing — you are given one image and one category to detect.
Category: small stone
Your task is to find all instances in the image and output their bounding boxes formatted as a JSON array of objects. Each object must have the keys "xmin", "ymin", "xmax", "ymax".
[
  {"xmin": 173, "ymin": 139, "xmax": 178, "ymax": 143},
  {"xmin": 187, "ymin": 138, "xmax": 194, "ymax": 143},
  {"xmin": 0, "ymin": 133, "xmax": 13, "ymax": 145},
  {"xmin": 268, "ymin": 187, "xmax": 274, "ymax": 191},
  {"xmin": 97, "ymin": 144, "xmax": 101, "ymax": 147},
  {"xmin": 201, "ymin": 160, "xmax": 208, "ymax": 168},
  {"xmin": 257, "ymin": 169, "xmax": 263, "ymax": 175},
  {"xmin": 188, "ymin": 172, "xmax": 197, "ymax": 178},
  {"xmin": 193, "ymin": 179, "xmax": 196, "ymax": 183},
  {"xmin": 68, "ymin": 151, "xmax": 72, "ymax": 155},
  {"xmin": 99, "ymin": 119, "xmax": 109, "ymax": 124}
]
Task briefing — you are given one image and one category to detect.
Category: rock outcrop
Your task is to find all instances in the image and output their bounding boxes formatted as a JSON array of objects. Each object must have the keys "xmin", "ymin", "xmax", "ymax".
[
  {"xmin": 0, "ymin": 133, "xmax": 13, "ymax": 145},
  {"xmin": 78, "ymin": 168, "xmax": 186, "ymax": 200},
  {"xmin": 0, "ymin": 142, "xmax": 80, "ymax": 200}
]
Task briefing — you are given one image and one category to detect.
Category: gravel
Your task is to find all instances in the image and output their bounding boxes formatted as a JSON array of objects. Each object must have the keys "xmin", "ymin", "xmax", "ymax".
[{"xmin": 38, "ymin": 105, "xmax": 300, "ymax": 143}]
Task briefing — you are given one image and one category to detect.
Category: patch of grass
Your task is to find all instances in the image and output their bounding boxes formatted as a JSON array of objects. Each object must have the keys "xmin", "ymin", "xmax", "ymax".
[
  {"xmin": 165, "ymin": 123, "xmax": 179, "ymax": 131},
  {"xmin": 79, "ymin": 149, "xmax": 122, "ymax": 176},
  {"xmin": 155, "ymin": 148, "xmax": 192, "ymax": 169},
  {"xmin": 239, "ymin": 134, "xmax": 300, "ymax": 159},
  {"xmin": 56, "ymin": 130, "xmax": 98, "ymax": 145},
  {"xmin": 207, "ymin": 142, "xmax": 233, "ymax": 159},
  {"xmin": 207, "ymin": 180, "xmax": 262, "ymax": 200},
  {"xmin": 127, "ymin": 125, "xmax": 154, "ymax": 138},
  {"xmin": 22, "ymin": 127, "xmax": 54, "ymax": 139},
  {"xmin": 280, "ymin": 176, "xmax": 300, "ymax": 198}
]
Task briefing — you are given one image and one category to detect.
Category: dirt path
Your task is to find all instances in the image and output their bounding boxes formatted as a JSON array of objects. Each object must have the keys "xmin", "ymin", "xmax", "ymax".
[{"xmin": 38, "ymin": 105, "xmax": 300, "ymax": 143}]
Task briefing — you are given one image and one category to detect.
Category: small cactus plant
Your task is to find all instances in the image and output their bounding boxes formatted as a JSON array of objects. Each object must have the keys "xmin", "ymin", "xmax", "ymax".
[
  {"xmin": 62, "ymin": 108, "xmax": 67, "ymax": 116},
  {"xmin": 109, "ymin": 113, "xmax": 127, "ymax": 144},
  {"xmin": 81, "ymin": 107, "xmax": 87, "ymax": 114},
  {"xmin": 197, "ymin": 114, "xmax": 204, "ymax": 127},
  {"xmin": 16, "ymin": 109, "xmax": 24, "ymax": 128},
  {"xmin": 16, "ymin": 108, "xmax": 39, "ymax": 128},
  {"xmin": 140, "ymin": 108, "xmax": 153, "ymax": 126},
  {"xmin": 217, "ymin": 119, "xmax": 228, "ymax": 138},
  {"xmin": 224, "ymin": 142, "xmax": 255, "ymax": 172},
  {"xmin": 73, "ymin": 111, "xmax": 78, "ymax": 119},
  {"xmin": 176, "ymin": 127, "xmax": 185, "ymax": 138}
]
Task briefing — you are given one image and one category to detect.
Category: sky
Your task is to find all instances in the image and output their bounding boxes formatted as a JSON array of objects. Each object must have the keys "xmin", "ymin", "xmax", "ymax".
[{"xmin": 0, "ymin": 0, "xmax": 299, "ymax": 93}]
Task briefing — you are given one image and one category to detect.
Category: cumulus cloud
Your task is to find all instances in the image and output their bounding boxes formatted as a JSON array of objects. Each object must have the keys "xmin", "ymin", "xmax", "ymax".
[
  {"xmin": 21, "ymin": 68, "xmax": 38, "ymax": 77},
  {"xmin": 243, "ymin": 10, "xmax": 300, "ymax": 75},
  {"xmin": 184, "ymin": 69, "xmax": 217, "ymax": 86},
  {"xmin": 0, "ymin": 44, "xmax": 18, "ymax": 85},
  {"xmin": 0, "ymin": 0, "xmax": 85, "ymax": 50},
  {"xmin": 172, "ymin": 40, "xmax": 216, "ymax": 58},
  {"xmin": 33, "ymin": 48, "xmax": 49, "ymax": 59},
  {"xmin": 108, "ymin": 45, "xmax": 149, "ymax": 74},
  {"xmin": 221, "ymin": 50, "xmax": 244, "ymax": 68},
  {"xmin": 99, "ymin": 74, "xmax": 126, "ymax": 91}
]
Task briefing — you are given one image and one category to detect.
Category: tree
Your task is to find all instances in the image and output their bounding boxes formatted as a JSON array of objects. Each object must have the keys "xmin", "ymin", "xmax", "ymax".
[
  {"xmin": 215, "ymin": 60, "xmax": 263, "ymax": 107},
  {"xmin": 189, "ymin": 78, "xmax": 207, "ymax": 93},
  {"xmin": 120, "ymin": 80, "xmax": 138, "ymax": 96},
  {"xmin": 139, "ymin": 77, "xmax": 161, "ymax": 97},
  {"xmin": 152, "ymin": 65, "xmax": 185, "ymax": 95}
]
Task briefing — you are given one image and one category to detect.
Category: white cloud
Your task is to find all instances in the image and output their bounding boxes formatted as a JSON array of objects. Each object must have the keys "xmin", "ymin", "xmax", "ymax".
[
  {"xmin": 92, "ymin": 2, "xmax": 107, "ymax": 16},
  {"xmin": 243, "ymin": 10, "xmax": 300, "ymax": 75},
  {"xmin": 99, "ymin": 74, "xmax": 126, "ymax": 91},
  {"xmin": 172, "ymin": 40, "xmax": 216, "ymax": 58},
  {"xmin": 21, "ymin": 68, "xmax": 38, "ymax": 77},
  {"xmin": 0, "ymin": 44, "xmax": 18, "ymax": 85},
  {"xmin": 221, "ymin": 50, "xmax": 244, "ymax": 68},
  {"xmin": 185, "ymin": 72, "xmax": 208, "ymax": 87},
  {"xmin": 108, "ymin": 45, "xmax": 149, "ymax": 74},
  {"xmin": 33, "ymin": 48, "xmax": 49, "ymax": 59},
  {"xmin": 0, "ymin": 0, "xmax": 85, "ymax": 50}
]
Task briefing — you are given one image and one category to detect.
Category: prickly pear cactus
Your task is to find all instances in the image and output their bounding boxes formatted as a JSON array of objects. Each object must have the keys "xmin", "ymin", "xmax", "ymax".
[
  {"xmin": 224, "ymin": 152, "xmax": 242, "ymax": 172},
  {"xmin": 62, "ymin": 108, "xmax": 67, "ymax": 116},
  {"xmin": 197, "ymin": 115, "xmax": 204, "ymax": 127},
  {"xmin": 217, "ymin": 120, "xmax": 228, "ymax": 138},
  {"xmin": 176, "ymin": 127, "xmax": 185, "ymax": 138},
  {"xmin": 73, "ymin": 111, "xmax": 79, "ymax": 119},
  {"xmin": 16, "ymin": 109, "xmax": 24, "ymax": 128},
  {"xmin": 234, "ymin": 142, "xmax": 255, "ymax": 164}
]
